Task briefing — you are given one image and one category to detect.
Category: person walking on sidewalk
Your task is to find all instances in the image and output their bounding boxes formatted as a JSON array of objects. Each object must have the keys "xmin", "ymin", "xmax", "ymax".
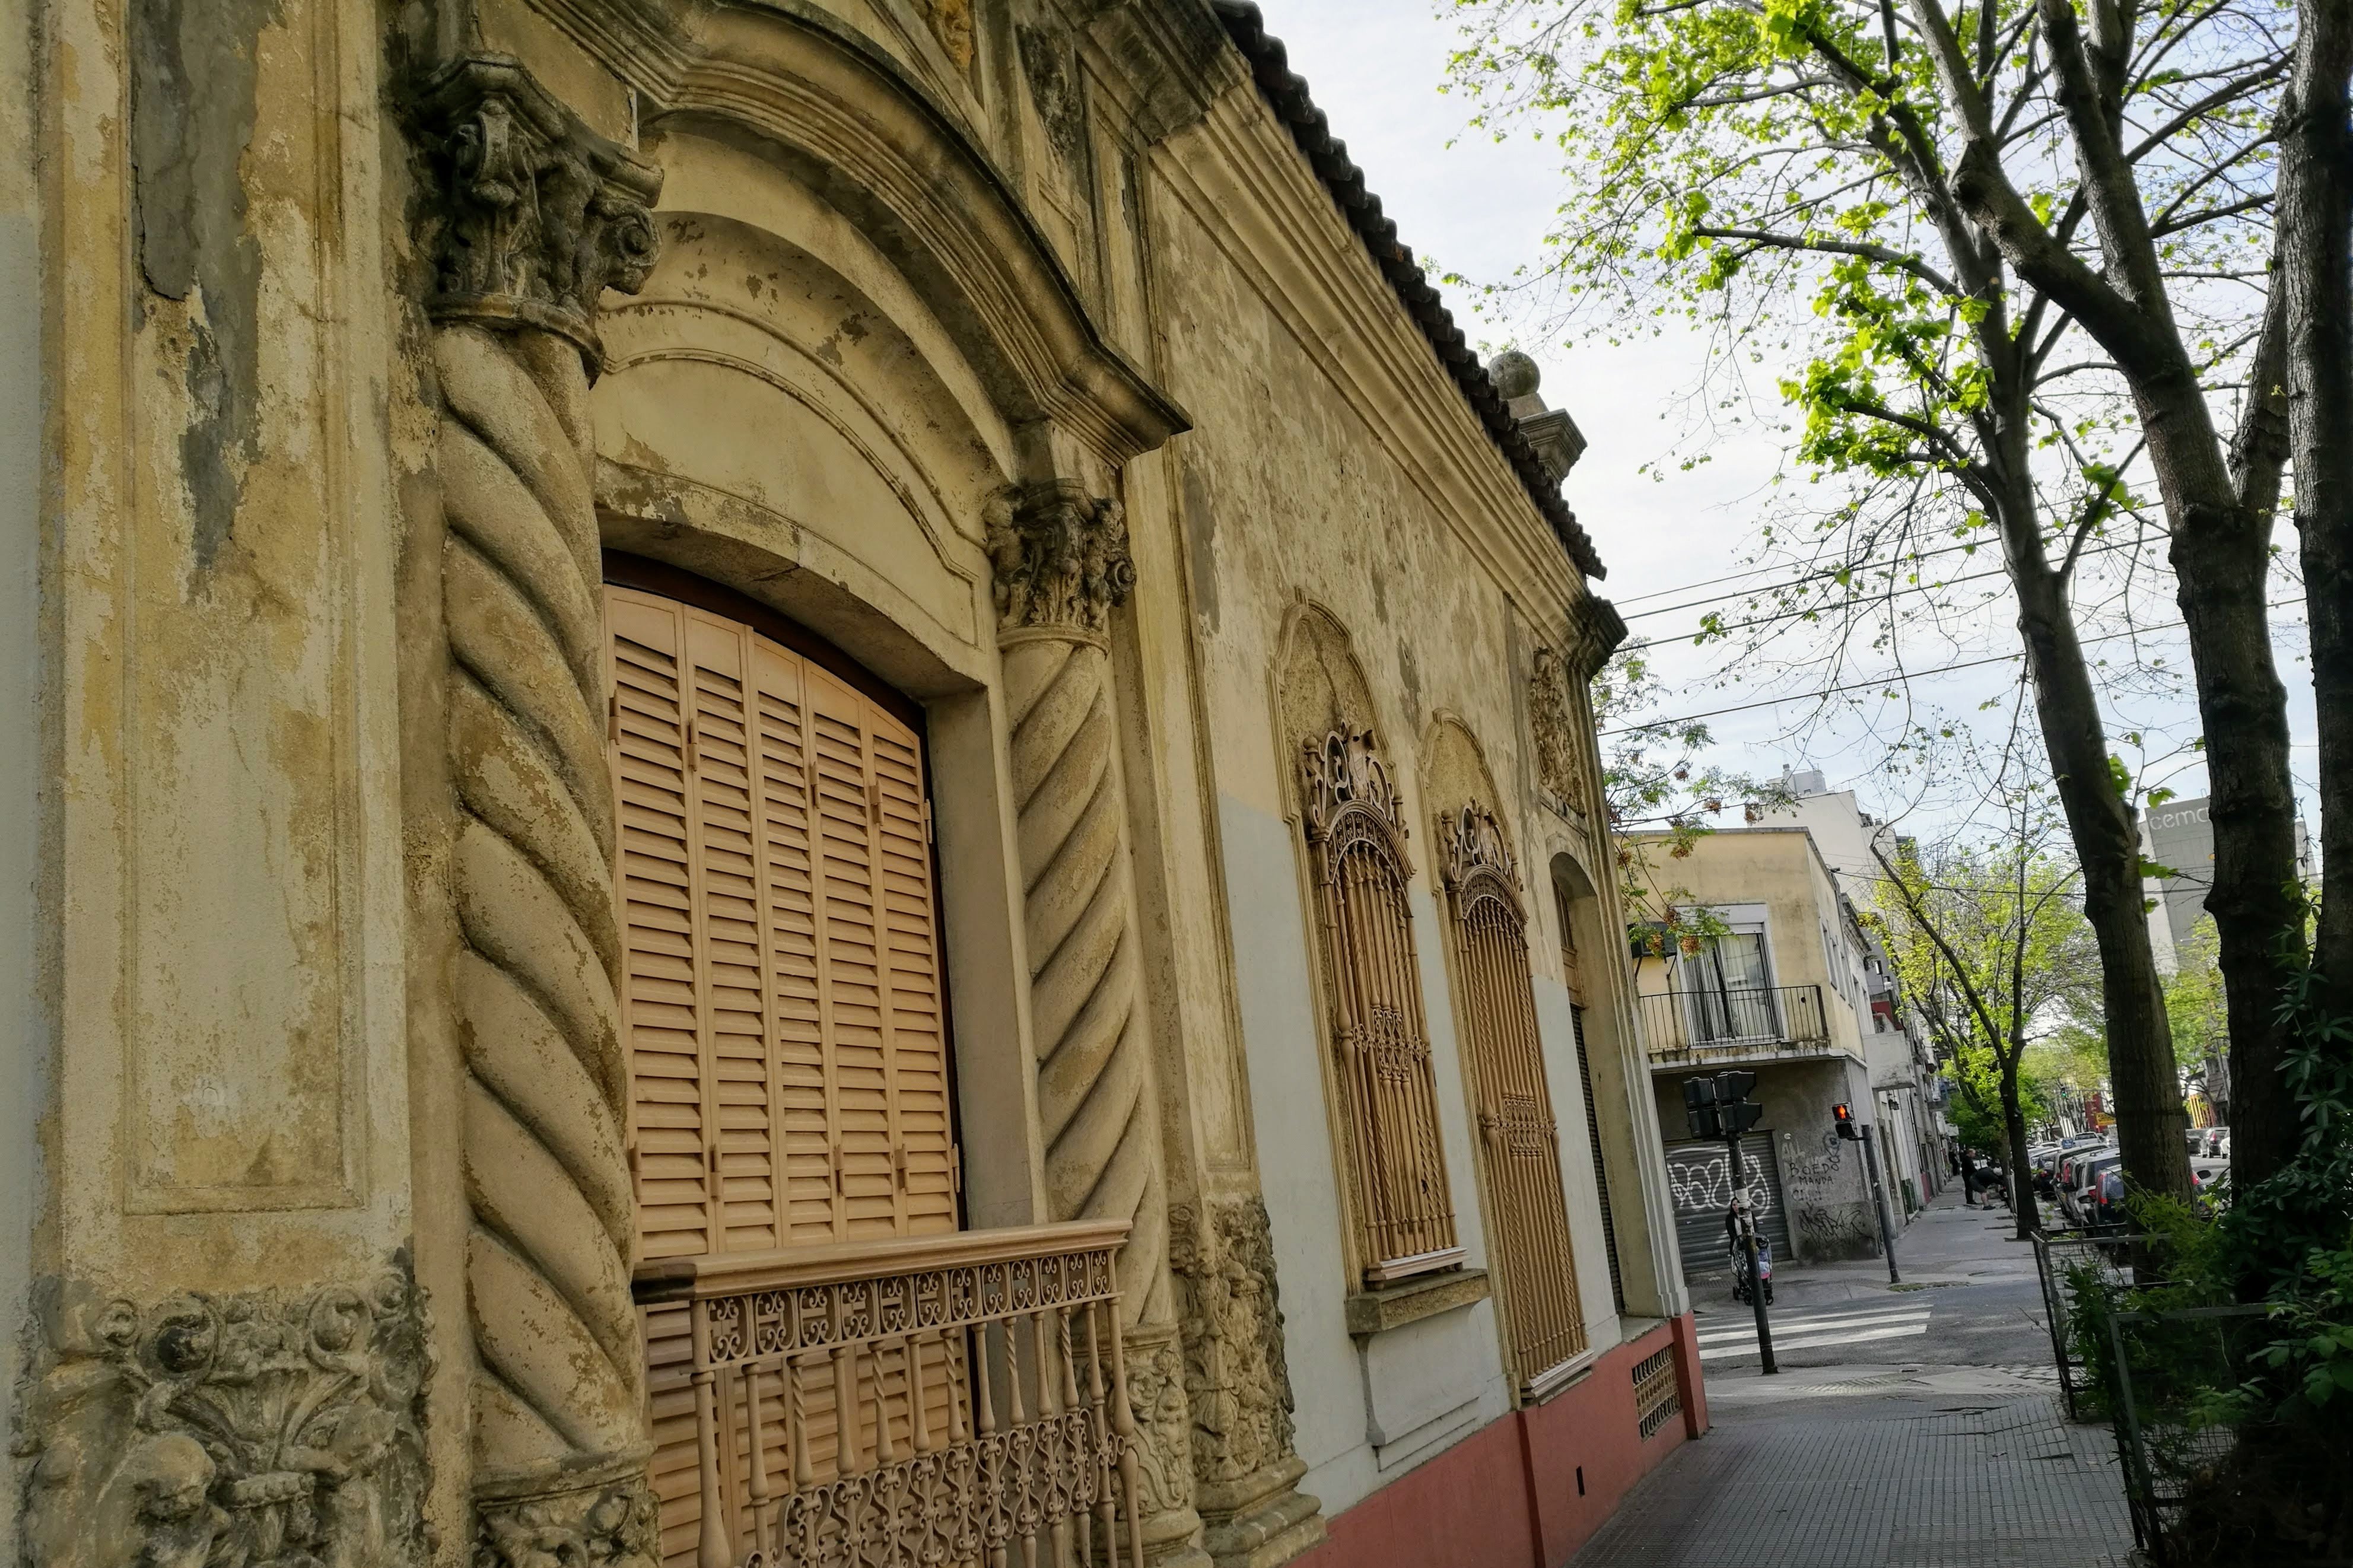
[{"xmin": 1958, "ymin": 1147, "xmax": 1978, "ymax": 1208}]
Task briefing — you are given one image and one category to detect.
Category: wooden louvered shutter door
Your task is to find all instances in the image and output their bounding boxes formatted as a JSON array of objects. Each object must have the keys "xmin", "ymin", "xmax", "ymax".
[
  {"xmin": 609, "ymin": 591, "xmax": 714, "ymax": 1261},
  {"xmin": 611, "ymin": 585, "xmax": 958, "ymax": 1257},
  {"xmin": 870, "ymin": 704, "xmax": 956, "ymax": 1235},
  {"xmin": 611, "ymin": 583, "xmax": 962, "ymax": 1566}
]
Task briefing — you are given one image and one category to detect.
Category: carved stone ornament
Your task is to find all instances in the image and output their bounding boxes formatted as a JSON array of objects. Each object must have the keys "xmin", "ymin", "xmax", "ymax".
[
  {"xmin": 410, "ymin": 55, "xmax": 663, "ymax": 371},
  {"xmin": 17, "ymin": 1267, "xmax": 427, "ymax": 1568},
  {"xmin": 920, "ymin": 0, "xmax": 977, "ymax": 71},
  {"xmin": 1121, "ymin": 1331, "xmax": 1198, "ymax": 1537},
  {"xmin": 472, "ymin": 1475, "xmax": 659, "ymax": 1568},
  {"xmin": 1441, "ymin": 801, "xmax": 1518, "ymax": 891},
  {"xmin": 985, "ymin": 480, "xmax": 1136, "ymax": 637},
  {"xmin": 1299, "ymin": 729, "xmax": 1407, "ymax": 845},
  {"xmin": 1528, "ymin": 645, "xmax": 1582, "ymax": 808},
  {"xmin": 1169, "ymin": 1200, "xmax": 1299, "ymax": 1487}
]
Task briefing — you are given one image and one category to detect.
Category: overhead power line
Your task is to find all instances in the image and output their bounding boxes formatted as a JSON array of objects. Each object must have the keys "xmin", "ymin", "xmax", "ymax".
[
  {"xmin": 1618, "ymin": 536, "xmax": 2150, "ymax": 627},
  {"xmin": 1611, "ymin": 533, "xmax": 2051, "ymax": 612},
  {"xmin": 1598, "ymin": 594, "xmax": 2307, "ymax": 735}
]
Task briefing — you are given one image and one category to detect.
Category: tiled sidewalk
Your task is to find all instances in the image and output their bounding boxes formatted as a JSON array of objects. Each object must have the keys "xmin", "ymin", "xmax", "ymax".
[{"xmin": 1570, "ymin": 1385, "xmax": 2133, "ymax": 1566}]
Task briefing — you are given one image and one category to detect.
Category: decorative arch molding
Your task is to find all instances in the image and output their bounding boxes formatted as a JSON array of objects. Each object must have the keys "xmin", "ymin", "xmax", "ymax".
[
  {"xmin": 1423, "ymin": 713, "xmax": 1514, "ymax": 853},
  {"xmin": 643, "ymin": 2, "xmax": 1190, "ymax": 472},
  {"xmin": 1441, "ymin": 802, "xmax": 1522, "ymax": 922},
  {"xmin": 1272, "ymin": 600, "xmax": 1388, "ymax": 804}
]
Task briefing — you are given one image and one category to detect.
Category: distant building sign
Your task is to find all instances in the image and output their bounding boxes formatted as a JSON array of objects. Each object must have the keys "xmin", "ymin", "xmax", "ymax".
[
  {"xmin": 2141, "ymin": 794, "xmax": 2313, "ymax": 969},
  {"xmin": 2142, "ymin": 796, "xmax": 2218, "ymax": 957}
]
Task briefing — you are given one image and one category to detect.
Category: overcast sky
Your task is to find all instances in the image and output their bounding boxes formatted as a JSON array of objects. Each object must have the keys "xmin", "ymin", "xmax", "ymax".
[{"xmin": 1247, "ymin": 0, "xmax": 2322, "ymax": 847}]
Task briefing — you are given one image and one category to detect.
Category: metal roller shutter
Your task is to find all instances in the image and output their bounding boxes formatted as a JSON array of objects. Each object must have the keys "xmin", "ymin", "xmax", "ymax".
[{"xmin": 1662, "ymin": 1133, "xmax": 1791, "ymax": 1284}]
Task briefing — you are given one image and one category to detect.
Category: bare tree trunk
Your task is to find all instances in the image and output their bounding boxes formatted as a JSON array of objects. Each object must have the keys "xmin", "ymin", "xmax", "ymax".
[
  {"xmin": 2001, "ymin": 1062, "xmax": 2042, "ymax": 1240},
  {"xmin": 1985, "ymin": 399, "xmax": 2193, "ymax": 1201},
  {"xmin": 2282, "ymin": 0, "xmax": 2353, "ymax": 1042}
]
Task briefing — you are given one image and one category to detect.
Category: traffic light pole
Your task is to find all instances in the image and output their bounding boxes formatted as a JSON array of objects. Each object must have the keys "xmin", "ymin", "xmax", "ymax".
[
  {"xmin": 1861, "ymin": 1124, "xmax": 1901, "ymax": 1285},
  {"xmin": 1728, "ymin": 1134, "xmax": 1777, "ymax": 1375}
]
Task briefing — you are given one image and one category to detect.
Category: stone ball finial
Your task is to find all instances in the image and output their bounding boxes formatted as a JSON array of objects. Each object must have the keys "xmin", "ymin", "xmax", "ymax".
[{"xmin": 1489, "ymin": 349, "xmax": 1541, "ymax": 400}]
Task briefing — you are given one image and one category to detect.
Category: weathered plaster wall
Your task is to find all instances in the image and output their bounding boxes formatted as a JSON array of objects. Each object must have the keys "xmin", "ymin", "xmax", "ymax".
[
  {"xmin": 33, "ymin": 0, "xmax": 413, "ymax": 1295},
  {"xmin": 0, "ymin": 2, "xmax": 42, "ymax": 1548}
]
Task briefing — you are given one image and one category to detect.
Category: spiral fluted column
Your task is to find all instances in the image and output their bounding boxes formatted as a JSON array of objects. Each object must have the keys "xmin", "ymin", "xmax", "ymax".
[
  {"xmin": 411, "ymin": 58, "xmax": 664, "ymax": 1559},
  {"xmin": 988, "ymin": 481, "xmax": 1204, "ymax": 1565}
]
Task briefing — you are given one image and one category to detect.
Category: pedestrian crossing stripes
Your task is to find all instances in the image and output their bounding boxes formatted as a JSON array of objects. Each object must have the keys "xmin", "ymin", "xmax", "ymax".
[{"xmin": 1695, "ymin": 1302, "xmax": 1932, "ymax": 1362}]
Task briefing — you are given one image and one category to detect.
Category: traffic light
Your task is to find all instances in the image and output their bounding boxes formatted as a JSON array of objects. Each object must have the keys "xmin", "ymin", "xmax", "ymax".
[
  {"xmin": 1714, "ymin": 1070, "xmax": 1762, "ymax": 1132},
  {"xmin": 1833, "ymin": 1102, "xmax": 1861, "ymax": 1141},
  {"xmin": 1683, "ymin": 1076, "xmax": 1721, "ymax": 1139}
]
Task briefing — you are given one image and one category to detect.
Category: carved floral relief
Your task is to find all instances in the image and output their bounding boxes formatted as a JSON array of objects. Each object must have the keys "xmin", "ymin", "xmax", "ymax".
[
  {"xmin": 1170, "ymin": 1199, "xmax": 1299, "ymax": 1487},
  {"xmin": 1122, "ymin": 1334, "xmax": 1197, "ymax": 1530},
  {"xmin": 1299, "ymin": 729, "xmax": 1406, "ymax": 844},
  {"xmin": 985, "ymin": 481, "xmax": 1136, "ymax": 636},
  {"xmin": 1528, "ymin": 645, "xmax": 1583, "ymax": 809},
  {"xmin": 16, "ymin": 1269, "xmax": 427, "ymax": 1568}
]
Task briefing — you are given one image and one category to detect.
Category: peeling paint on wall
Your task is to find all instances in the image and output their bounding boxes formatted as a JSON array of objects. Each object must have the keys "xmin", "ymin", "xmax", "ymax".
[{"xmin": 129, "ymin": 0, "xmax": 279, "ymax": 571}]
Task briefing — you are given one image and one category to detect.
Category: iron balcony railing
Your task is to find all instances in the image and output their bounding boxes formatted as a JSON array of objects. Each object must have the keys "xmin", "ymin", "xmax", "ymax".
[
  {"xmin": 1639, "ymin": 983, "xmax": 1831, "ymax": 1063},
  {"xmin": 632, "ymin": 1221, "xmax": 1143, "ymax": 1568}
]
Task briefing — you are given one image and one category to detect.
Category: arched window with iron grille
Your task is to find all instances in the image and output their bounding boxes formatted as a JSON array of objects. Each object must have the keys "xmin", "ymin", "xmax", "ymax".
[
  {"xmin": 1299, "ymin": 730, "xmax": 1463, "ymax": 1283},
  {"xmin": 1442, "ymin": 803, "xmax": 1588, "ymax": 1394}
]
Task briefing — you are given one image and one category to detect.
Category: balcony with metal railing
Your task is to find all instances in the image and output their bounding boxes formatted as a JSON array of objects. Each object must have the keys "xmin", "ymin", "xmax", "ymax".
[
  {"xmin": 1637, "ymin": 983, "xmax": 1835, "ymax": 1068},
  {"xmin": 632, "ymin": 1221, "xmax": 1144, "ymax": 1568}
]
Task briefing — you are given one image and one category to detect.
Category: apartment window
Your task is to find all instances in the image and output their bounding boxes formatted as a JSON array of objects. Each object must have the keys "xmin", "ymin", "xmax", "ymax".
[
  {"xmin": 1300, "ymin": 730, "xmax": 1462, "ymax": 1283},
  {"xmin": 1442, "ymin": 804, "xmax": 1588, "ymax": 1391},
  {"xmin": 1677, "ymin": 928, "xmax": 1777, "ymax": 1043}
]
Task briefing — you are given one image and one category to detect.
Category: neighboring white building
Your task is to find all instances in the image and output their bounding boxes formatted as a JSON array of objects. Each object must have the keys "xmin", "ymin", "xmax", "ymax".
[{"xmin": 1762, "ymin": 771, "xmax": 1949, "ymax": 1211}]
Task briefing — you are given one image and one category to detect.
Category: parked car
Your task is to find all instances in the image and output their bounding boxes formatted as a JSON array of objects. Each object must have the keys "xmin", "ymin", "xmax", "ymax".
[
  {"xmin": 2055, "ymin": 1145, "xmax": 2113, "ymax": 1207},
  {"xmin": 2067, "ymin": 1153, "xmax": 2124, "ymax": 1226},
  {"xmin": 2190, "ymin": 1157, "xmax": 2231, "ymax": 1211},
  {"xmin": 2202, "ymin": 1126, "xmax": 2230, "ymax": 1159},
  {"xmin": 2093, "ymin": 1167, "xmax": 2128, "ymax": 1227}
]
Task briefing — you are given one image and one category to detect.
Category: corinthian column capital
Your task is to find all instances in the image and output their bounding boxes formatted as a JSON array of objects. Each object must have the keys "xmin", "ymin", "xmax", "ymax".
[
  {"xmin": 411, "ymin": 55, "xmax": 662, "ymax": 370},
  {"xmin": 985, "ymin": 479, "xmax": 1136, "ymax": 639}
]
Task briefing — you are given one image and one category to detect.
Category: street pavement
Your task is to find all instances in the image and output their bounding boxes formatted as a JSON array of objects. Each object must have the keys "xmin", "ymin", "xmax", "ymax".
[{"xmin": 1572, "ymin": 1189, "xmax": 2136, "ymax": 1567}]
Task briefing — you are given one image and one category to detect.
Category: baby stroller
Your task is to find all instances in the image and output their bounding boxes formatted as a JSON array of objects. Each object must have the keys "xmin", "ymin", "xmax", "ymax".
[{"xmin": 1728, "ymin": 1229, "xmax": 1775, "ymax": 1305}]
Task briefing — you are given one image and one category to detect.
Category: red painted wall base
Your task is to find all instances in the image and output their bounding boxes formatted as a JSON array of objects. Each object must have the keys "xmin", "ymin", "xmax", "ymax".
[{"xmin": 1292, "ymin": 1315, "xmax": 1706, "ymax": 1568}]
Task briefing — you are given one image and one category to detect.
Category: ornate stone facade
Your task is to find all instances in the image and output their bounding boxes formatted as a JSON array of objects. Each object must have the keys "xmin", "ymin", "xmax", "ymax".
[
  {"xmin": 17, "ymin": 1270, "xmax": 427, "ymax": 1568},
  {"xmin": 918, "ymin": 0, "xmax": 977, "ymax": 70},
  {"xmin": 411, "ymin": 57, "xmax": 662, "ymax": 369},
  {"xmin": 1529, "ymin": 645, "xmax": 1583, "ymax": 809},
  {"xmin": 1299, "ymin": 729, "xmax": 1406, "ymax": 840},
  {"xmin": 472, "ymin": 1480, "xmax": 659, "ymax": 1568},
  {"xmin": 1441, "ymin": 802, "xmax": 1518, "ymax": 890},
  {"xmin": 991, "ymin": 477, "xmax": 1201, "ymax": 1563}
]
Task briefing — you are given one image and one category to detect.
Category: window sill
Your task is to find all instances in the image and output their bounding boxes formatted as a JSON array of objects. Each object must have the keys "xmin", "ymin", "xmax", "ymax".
[
  {"xmin": 1523, "ymin": 1354, "xmax": 1597, "ymax": 1404},
  {"xmin": 1345, "ymin": 1268, "xmax": 1492, "ymax": 1337}
]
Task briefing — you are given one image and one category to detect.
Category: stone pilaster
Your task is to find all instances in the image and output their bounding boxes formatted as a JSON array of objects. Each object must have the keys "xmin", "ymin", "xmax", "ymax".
[
  {"xmin": 407, "ymin": 55, "xmax": 663, "ymax": 1563},
  {"xmin": 988, "ymin": 479, "xmax": 1208, "ymax": 1567}
]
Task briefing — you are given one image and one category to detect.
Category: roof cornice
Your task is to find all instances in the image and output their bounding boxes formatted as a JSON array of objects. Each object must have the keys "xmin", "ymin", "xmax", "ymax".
[{"xmin": 1210, "ymin": 0, "xmax": 1605, "ymax": 580}]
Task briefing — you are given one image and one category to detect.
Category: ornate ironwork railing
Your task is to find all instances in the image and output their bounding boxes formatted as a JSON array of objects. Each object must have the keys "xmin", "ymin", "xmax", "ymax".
[
  {"xmin": 1638, "ymin": 984, "xmax": 1830, "ymax": 1063},
  {"xmin": 632, "ymin": 1222, "xmax": 1141, "ymax": 1568}
]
